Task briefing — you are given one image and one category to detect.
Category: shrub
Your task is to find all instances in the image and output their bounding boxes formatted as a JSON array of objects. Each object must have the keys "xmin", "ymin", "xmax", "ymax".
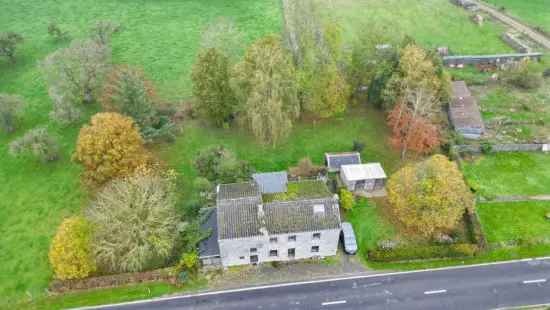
[
  {"xmin": 9, "ymin": 127, "xmax": 60, "ymax": 162},
  {"xmin": 289, "ymin": 157, "xmax": 324, "ymax": 178},
  {"xmin": 0, "ymin": 32, "xmax": 24, "ymax": 63},
  {"xmin": 339, "ymin": 189, "xmax": 354, "ymax": 211},
  {"xmin": 352, "ymin": 140, "xmax": 365, "ymax": 152},
  {"xmin": 480, "ymin": 142, "xmax": 493, "ymax": 154},
  {"xmin": 368, "ymin": 243, "xmax": 478, "ymax": 262},
  {"xmin": 194, "ymin": 177, "xmax": 212, "ymax": 196},
  {"xmin": 502, "ymin": 60, "xmax": 543, "ymax": 90},
  {"xmin": 86, "ymin": 172, "xmax": 179, "ymax": 273},
  {"xmin": 74, "ymin": 113, "xmax": 151, "ymax": 186},
  {"xmin": 48, "ymin": 22, "xmax": 69, "ymax": 41},
  {"xmin": 176, "ymin": 252, "xmax": 199, "ymax": 274},
  {"xmin": 0, "ymin": 93, "xmax": 24, "ymax": 133},
  {"xmin": 543, "ymin": 69, "xmax": 550, "ymax": 79},
  {"xmin": 49, "ymin": 217, "xmax": 96, "ymax": 280},
  {"xmin": 194, "ymin": 145, "xmax": 253, "ymax": 183}
]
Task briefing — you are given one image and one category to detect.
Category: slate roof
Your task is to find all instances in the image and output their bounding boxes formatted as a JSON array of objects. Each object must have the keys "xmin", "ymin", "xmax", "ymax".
[
  {"xmin": 264, "ymin": 197, "xmax": 341, "ymax": 235},
  {"xmin": 216, "ymin": 180, "xmax": 340, "ymax": 240},
  {"xmin": 325, "ymin": 152, "xmax": 361, "ymax": 172},
  {"xmin": 198, "ymin": 208, "xmax": 220, "ymax": 258},
  {"xmin": 217, "ymin": 182, "xmax": 261, "ymax": 201},
  {"xmin": 252, "ymin": 171, "xmax": 288, "ymax": 194},
  {"xmin": 341, "ymin": 163, "xmax": 387, "ymax": 181},
  {"xmin": 449, "ymin": 81, "xmax": 485, "ymax": 133}
]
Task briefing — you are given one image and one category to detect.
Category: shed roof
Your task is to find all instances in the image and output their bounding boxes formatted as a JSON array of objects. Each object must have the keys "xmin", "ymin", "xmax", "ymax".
[
  {"xmin": 198, "ymin": 208, "xmax": 220, "ymax": 258},
  {"xmin": 449, "ymin": 81, "xmax": 485, "ymax": 131},
  {"xmin": 325, "ymin": 152, "xmax": 361, "ymax": 171},
  {"xmin": 341, "ymin": 163, "xmax": 387, "ymax": 181},
  {"xmin": 252, "ymin": 171, "xmax": 288, "ymax": 194},
  {"xmin": 451, "ymin": 81, "xmax": 472, "ymax": 99},
  {"xmin": 217, "ymin": 182, "xmax": 261, "ymax": 201}
]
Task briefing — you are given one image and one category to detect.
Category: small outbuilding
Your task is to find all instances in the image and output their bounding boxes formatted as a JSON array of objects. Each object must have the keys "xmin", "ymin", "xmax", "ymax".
[
  {"xmin": 340, "ymin": 163, "xmax": 387, "ymax": 192},
  {"xmin": 325, "ymin": 152, "xmax": 361, "ymax": 172},
  {"xmin": 449, "ymin": 81, "xmax": 485, "ymax": 139},
  {"xmin": 198, "ymin": 208, "xmax": 222, "ymax": 268},
  {"xmin": 252, "ymin": 171, "xmax": 288, "ymax": 194}
]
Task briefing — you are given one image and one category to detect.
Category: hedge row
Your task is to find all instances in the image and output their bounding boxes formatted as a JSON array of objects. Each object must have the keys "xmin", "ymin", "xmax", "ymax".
[{"xmin": 368, "ymin": 244, "xmax": 479, "ymax": 262}]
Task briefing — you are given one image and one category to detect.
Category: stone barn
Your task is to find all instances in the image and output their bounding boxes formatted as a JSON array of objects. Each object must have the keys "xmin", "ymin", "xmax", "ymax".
[{"xmin": 340, "ymin": 163, "xmax": 387, "ymax": 192}]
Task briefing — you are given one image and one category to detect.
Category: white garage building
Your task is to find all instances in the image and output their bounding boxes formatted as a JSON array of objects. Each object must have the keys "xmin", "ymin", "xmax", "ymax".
[{"xmin": 340, "ymin": 163, "xmax": 387, "ymax": 192}]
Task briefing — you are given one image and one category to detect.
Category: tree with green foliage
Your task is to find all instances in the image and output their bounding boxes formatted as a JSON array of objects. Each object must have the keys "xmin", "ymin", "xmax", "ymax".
[
  {"xmin": 234, "ymin": 35, "xmax": 300, "ymax": 146},
  {"xmin": 74, "ymin": 112, "xmax": 151, "ymax": 186},
  {"xmin": 0, "ymin": 94, "xmax": 24, "ymax": 133},
  {"xmin": 0, "ymin": 32, "xmax": 23, "ymax": 63},
  {"xmin": 101, "ymin": 65, "xmax": 174, "ymax": 143},
  {"xmin": 192, "ymin": 48, "xmax": 236, "ymax": 127},
  {"xmin": 86, "ymin": 172, "xmax": 179, "ymax": 273},
  {"xmin": 9, "ymin": 127, "xmax": 60, "ymax": 162},
  {"xmin": 199, "ymin": 17, "xmax": 244, "ymax": 63},
  {"xmin": 339, "ymin": 189, "xmax": 354, "ymax": 211},
  {"xmin": 41, "ymin": 39, "xmax": 111, "ymax": 124},
  {"xmin": 49, "ymin": 216, "xmax": 96, "ymax": 280},
  {"xmin": 194, "ymin": 145, "xmax": 253, "ymax": 183},
  {"xmin": 387, "ymin": 154, "xmax": 474, "ymax": 237}
]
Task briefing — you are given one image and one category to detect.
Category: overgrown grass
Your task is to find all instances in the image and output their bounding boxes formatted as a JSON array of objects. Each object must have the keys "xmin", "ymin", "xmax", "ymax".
[
  {"xmin": 344, "ymin": 198, "xmax": 396, "ymax": 262},
  {"xmin": 0, "ymin": 0, "xmax": 281, "ymax": 306},
  {"xmin": 318, "ymin": 0, "xmax": 512, "ymax": 54},
  {"xmin": 159, "ymin": 106, "xmax": 401, "ymax": 198},
  {"xmin": 462, "ymin": 153, "xmax": 550, "ymax": 197},
  {"xmin": 477, "ymin": 202, "xmax": 550, "ymax": 243},
  {"xmin": 484, "ymin": 0, "xmax": 550, "ymax": 33}
]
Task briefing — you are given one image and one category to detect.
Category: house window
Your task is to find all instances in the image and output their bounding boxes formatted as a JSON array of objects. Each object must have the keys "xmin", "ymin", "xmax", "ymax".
[
  {"xmin": 270, "ymin": 237, "xmax": 278, "ymax": 243},
  {"xmin": 239, "ymin": 256, "xmax": 245, "ymax": 260},
  {"xmin": 251, "ymin": 255, "xmax": 259, "ymax": 264},
  {"xmin": 269, "ymin": 250, "xmax": 278, "ymax": 257},
  {"xmin": 288, "ymin": 248, "xmax": 295, "ymax": 258},
  {"xmin": 250, "ymin": 248, "xmax": 257, "ymax": 253},
  {"xmin": 313, "ymin": 233, "xmax": 321, "ymax": 240},
  {"xmin": 311, "ymin": 246, "xmax": 320, "ymax": 253},
  {"xmin": 288, "ymin": 235, "xmax": 296, "ymax": 242}
]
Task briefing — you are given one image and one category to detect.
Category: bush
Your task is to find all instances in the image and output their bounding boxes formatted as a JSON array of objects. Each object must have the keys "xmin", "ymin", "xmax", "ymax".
[
  {"xmin": 176, "ymin": 252, "xmax": 199, "ymax": 274},
  {"xmin": 194, "ymin": 145, "xmax": 253, "ymax": 183},
  {"xmin": 289, "ymin": 157, "xmax": 325, "ymax": 178},
  {"xmin": 74, "ymin": 113, "xmax": 151, "ymax": 186},
  {"xmin": 0, "ymin": 93, "xmax": 24, "ymax": 133},
  {"xmin": 480, "ymin": 142, "xmax": 493, "ymax": 154},
  {"xmin": 352, "ymin": 140, "xmax": 365, "ymax": 152},
  {"xmin": 502, "ymin": 60, "xmax": 543, "ymax": 90},
  {"xmin": 339, "ymin": 189, "xmax": 354, "ymax": 211},
  {"xmin": 368, "ymin": 244, "xmax": 478, "ymax": 262},
  {"xmin": 9, "ymin": 127, "xmax": 60, "ymax": 162},
  {"xmin": 49, "ymin": 217, "xmax": 96, "ymax": 280},
  {"xmin": 48, "ymin": 22, "xmax": 69, "ymax": 41},
  {"xmin": 0, "ymin": 32, "xmax": 24, "ymax": 63},
  {"xmin": 194, "ymin": 177, "xmax": 212, "ymax": 195},
  {"xmin": 543, "ymin": 69, "xmax": 550, "ymax": 79}
]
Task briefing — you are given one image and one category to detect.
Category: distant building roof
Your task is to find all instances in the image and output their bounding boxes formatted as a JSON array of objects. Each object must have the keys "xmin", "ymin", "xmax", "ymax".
[
  {"xmin": 216, "ymin": 180, "xmax": 339, "ymax": 240},
  {"xmin": 341, "ymin": 163, "xmax": 387, "ymax": 181},
  {"xmin": 252, "ymin": 171, "xmax": 288, "ymax": 194},
  {"xmin": 449, "ymin": 81, "xmax": 485, "ymax": 137},
  {"xmin": 325, "ymin": 152, "xmax": 361, "ymax": 172},
  {"xmin": 198, "ymin": 208, "xmax": 220, "ymax": 258}
]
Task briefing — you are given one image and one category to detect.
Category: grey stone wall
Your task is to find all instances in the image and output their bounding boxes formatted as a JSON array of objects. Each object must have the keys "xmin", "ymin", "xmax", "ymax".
[
  {"xmin": 453, "ymin": 143, "xmax": 549, "ymax": 154},
  {"xmin": 218, "ymin": 229, "xmax": 340, "ymax": 267}
]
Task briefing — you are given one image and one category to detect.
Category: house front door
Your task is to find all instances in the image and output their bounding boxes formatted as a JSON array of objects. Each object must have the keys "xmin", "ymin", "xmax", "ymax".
[{"xmin": 250, "ymin": 255, "xmax": 259, "ymax": 264}]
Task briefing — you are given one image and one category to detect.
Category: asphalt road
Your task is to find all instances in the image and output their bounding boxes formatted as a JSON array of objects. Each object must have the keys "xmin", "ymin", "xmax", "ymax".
[{"xmin": 82, "ymin": 258, "xmax": 550, "ymax": 310}]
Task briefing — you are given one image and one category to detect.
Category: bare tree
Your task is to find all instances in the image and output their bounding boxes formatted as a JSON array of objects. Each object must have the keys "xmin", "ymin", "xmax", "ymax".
[{"xmin": 0, "ymin": 93, "xmax": 24, "ymax": 133}]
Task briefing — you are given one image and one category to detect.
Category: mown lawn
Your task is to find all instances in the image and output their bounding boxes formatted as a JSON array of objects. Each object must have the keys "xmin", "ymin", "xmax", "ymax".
[
  {"xmin": 484, "ymin": 0, "xmax": 550, "ymax": 33},
  {"xmin": 477, "ymin": 202, "xmax": 550, "ymax": 243},
  {"xmin": 0, "ymin": 0, "xmax": 281, "ymax": 306},
  {"xmin": 463, "ymin": 153, "xmax": 550, "ymax": 197},
  {"xmin": 319, "ymin": 0, "xmax": 513, "ymax": 54}
]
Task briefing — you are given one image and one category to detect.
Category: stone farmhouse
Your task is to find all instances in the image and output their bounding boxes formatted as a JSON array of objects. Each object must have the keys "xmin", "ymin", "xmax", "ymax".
[{"xmin": 199, "ymin": 175, "xmax": 341, "ymax": 268}]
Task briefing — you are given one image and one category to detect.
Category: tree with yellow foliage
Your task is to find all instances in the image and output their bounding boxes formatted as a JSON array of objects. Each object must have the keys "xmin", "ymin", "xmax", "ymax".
[
  {"xmin": 387, "ymin": 154, "xmax": 473, "ymax": 237},
  {"xmin": 49, "ymin": 216, "xmax": 96, "ymax": 280},
  {"xmin": 74, "ymin": 112, "xmax": 150, "ymax": 186}
]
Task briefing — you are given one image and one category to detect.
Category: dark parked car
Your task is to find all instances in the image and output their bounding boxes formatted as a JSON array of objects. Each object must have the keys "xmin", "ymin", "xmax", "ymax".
[{"xmin": 341, "ymin": 222, "xmax": 358, "ymax": 255}]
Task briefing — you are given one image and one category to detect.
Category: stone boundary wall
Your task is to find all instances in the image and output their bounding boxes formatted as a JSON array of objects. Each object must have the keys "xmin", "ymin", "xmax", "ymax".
[
  {"xmin": 501, "ymin": 32, "xmax": 531, "ymax": 53},
  {"xmin": 443, "ymin": 53, "xmax": 543, "ymax": 66}
]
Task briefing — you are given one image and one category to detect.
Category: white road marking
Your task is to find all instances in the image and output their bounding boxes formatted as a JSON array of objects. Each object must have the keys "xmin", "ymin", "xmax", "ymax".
[
  {"xmin": 523, "ymin": 279, "xmax": 547, "ymax": 284},
  {"xmin": 74, "ymin": 256, "xmax": 550, "ymax": 310},
  {"xmin": 424, "ymin": 289, "xmax": 447, "ymax": 295},
  {"xmin": 322, "ymin": 300, "xmax": 347, "ymax": 306}
]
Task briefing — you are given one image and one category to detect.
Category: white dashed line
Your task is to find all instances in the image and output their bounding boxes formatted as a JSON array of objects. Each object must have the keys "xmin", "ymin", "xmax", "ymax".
[
  {"xmin": 523, "ymin": 279, "xmax": 547, "ymax": 284},
  {"xmin": 322, "ymin": 300, "xmax": 347, "ymax": 306},
  {"xmin": 424, "ymin": 289, "xmax": 447, "ymax": 295}
]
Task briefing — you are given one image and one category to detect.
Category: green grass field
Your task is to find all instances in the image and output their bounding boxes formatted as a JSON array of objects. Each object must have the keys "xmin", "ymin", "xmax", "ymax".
[
  {"xmin": 319, "ymin": 0, "xmax": 513, "ymax": 54},
  {"xmin": 484, "ymin": 0, "xmax": 550, "ymax": 33},
  {"xmin": 477, "ymin": 201, "xmax": 550, "ymax": 243},
  {"xmin": 0, "ymin": 0, "xmax": 281, "ymax": 306},
  {"xmin": 463, "ymin": 153, "xmax": 550, "ymax": 197}
]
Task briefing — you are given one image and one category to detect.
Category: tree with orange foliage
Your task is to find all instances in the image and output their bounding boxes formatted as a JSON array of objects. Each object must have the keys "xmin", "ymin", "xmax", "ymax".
[
  {"xmin": 74, "ymin": 112, "xmax": 151, "ymax": 186},
  {"xmin": 387, "ymin": 104, "xmax": 440, "ymax": 159}
]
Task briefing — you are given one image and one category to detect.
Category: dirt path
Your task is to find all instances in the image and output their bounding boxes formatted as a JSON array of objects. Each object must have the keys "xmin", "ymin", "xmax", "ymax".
[
  {"xmin": 472, "ymin": 0, "xmax": 550, "ymax": 50},
  {"xmin": 482, "ymin": 195, "xmax": 550, "ymax": 203}
]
